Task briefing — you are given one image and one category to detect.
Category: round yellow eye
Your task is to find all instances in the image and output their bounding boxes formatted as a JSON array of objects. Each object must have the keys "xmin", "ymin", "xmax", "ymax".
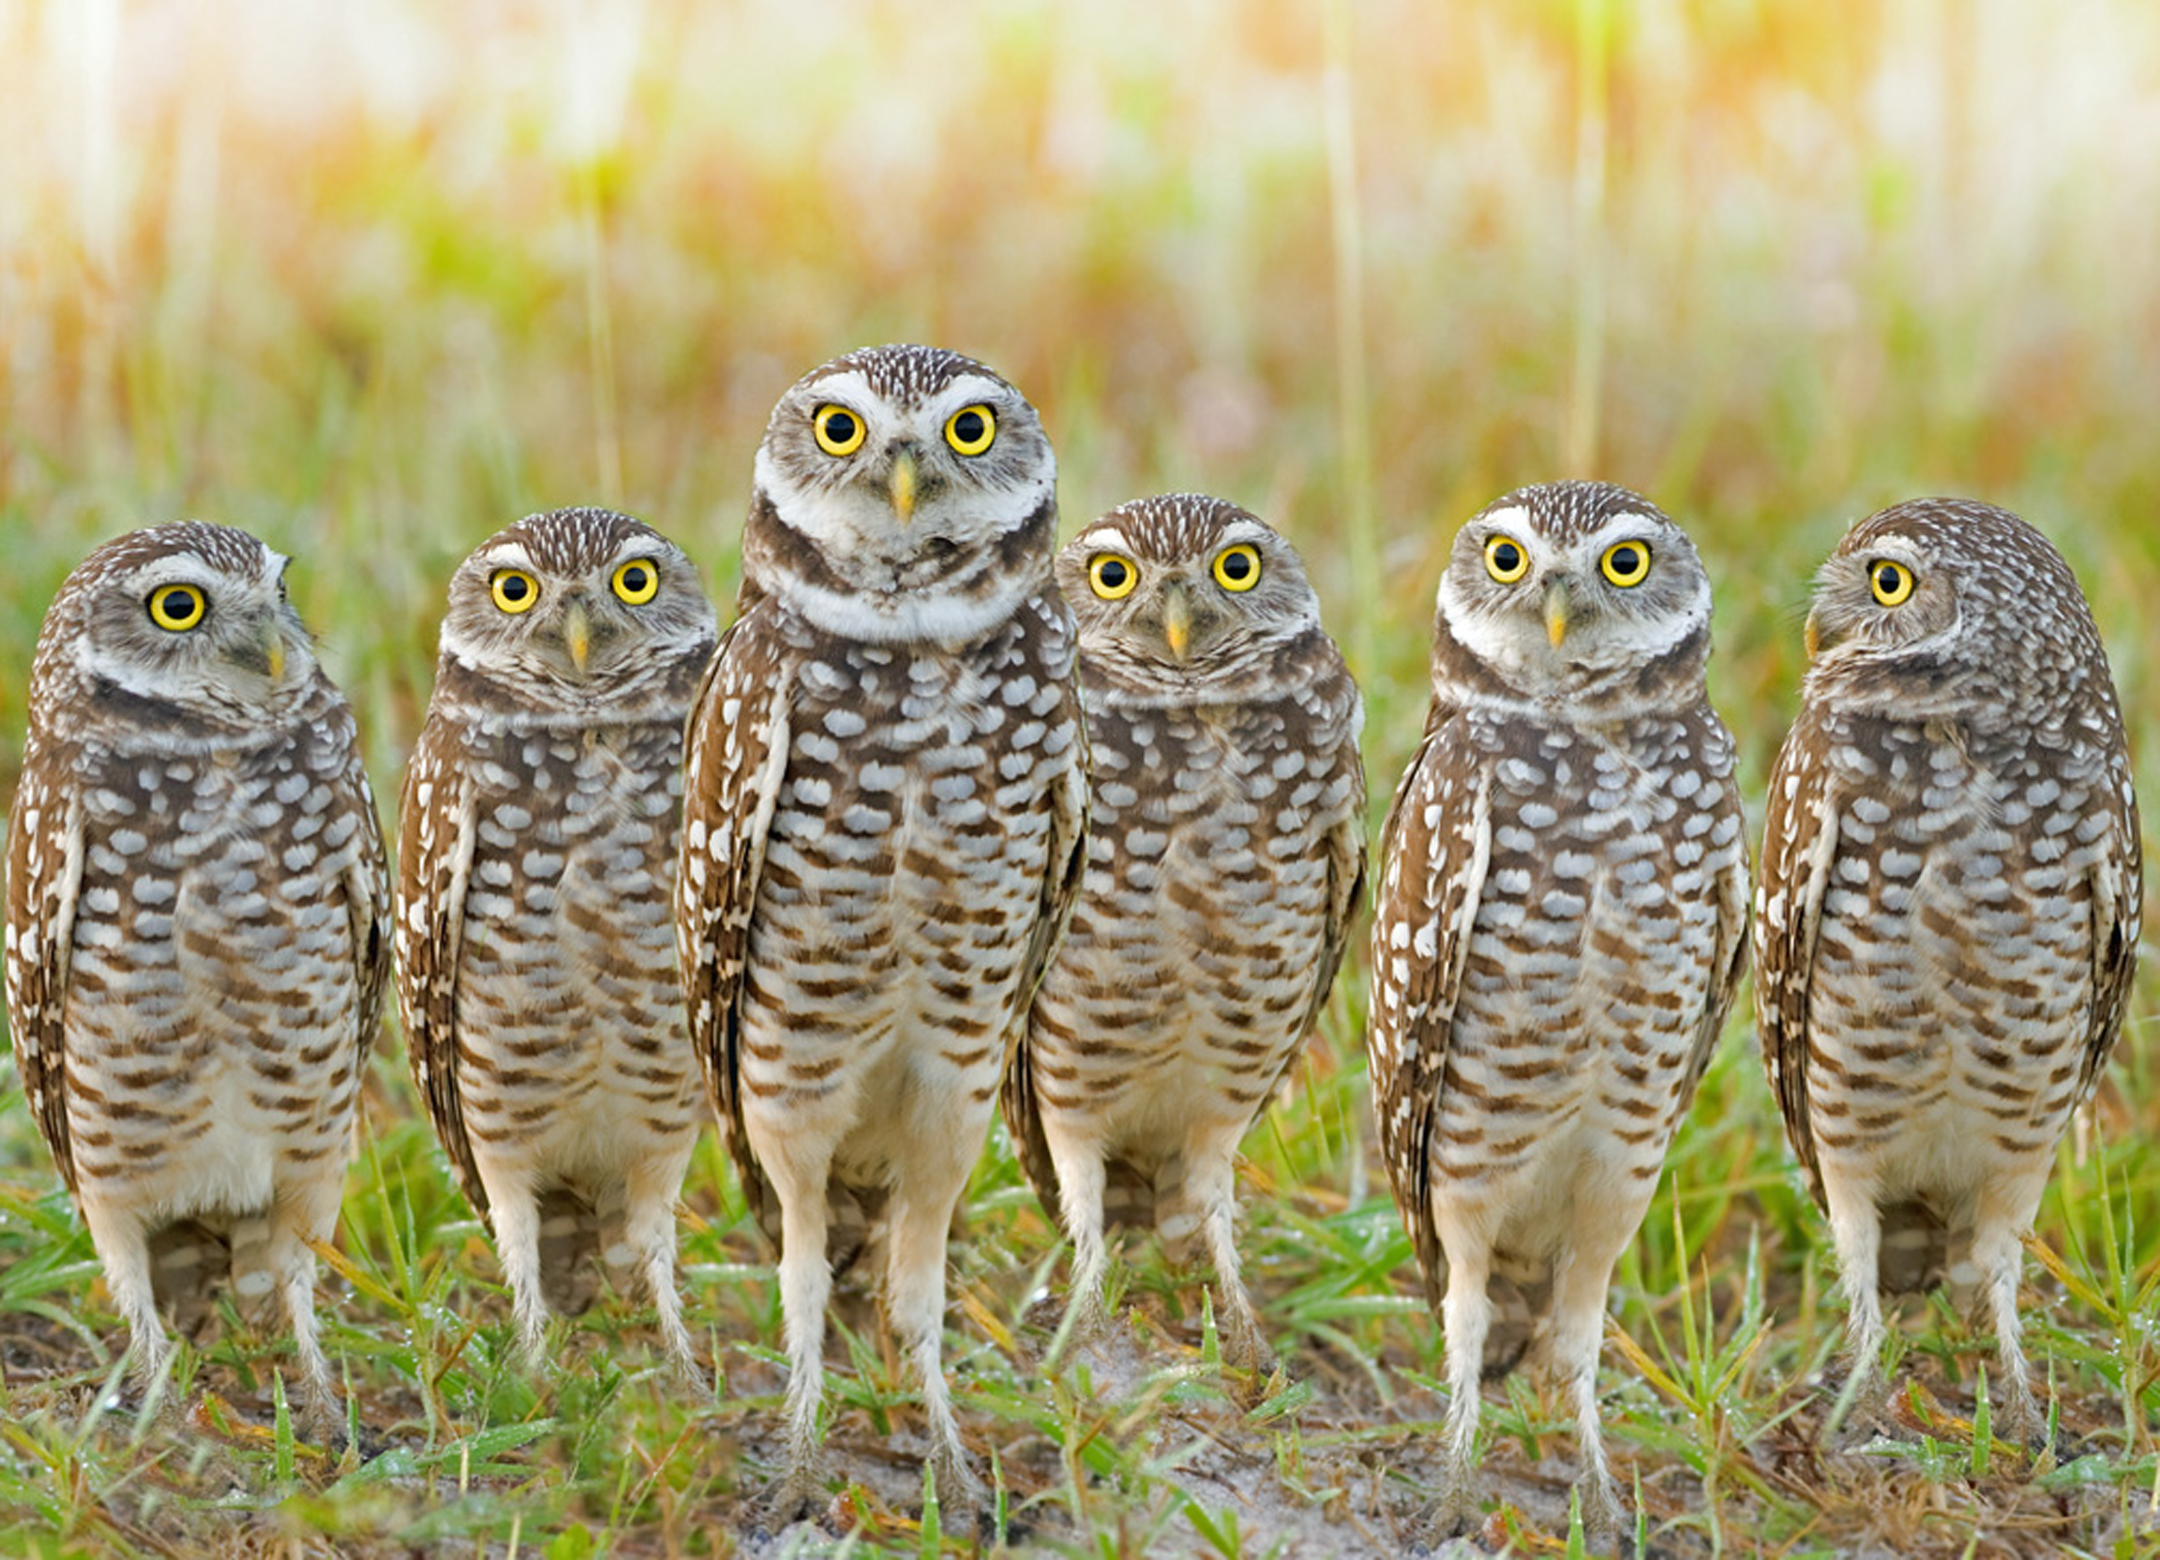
[
  {"xmin": 1088, "ymin": 554, "xmax": 1138, "ymax": 600},
  {"xmin": 1484, "ymin": 535, "xmax": 1530, "ymax": 583},
  {"xmin": 490, "ymin": 569, "xmax": 540, "ymax": 614},
  {"xmin": 813, "ymin": 404, "xmax": 866, "ymax": 457},
  {"xmin": 1212, "ymin": 543, "xmax": 1261, "ymax": 592},
  {"xmin": 611, "ymin": 558, "xmax": 660, "ymax": 605},
  {"xmin": 146, "ymin": 584, "xmax": 206, "ymax": 632},
  {"xmin": 1869, "ymin": 558, "xmax": 1915, "ymax": 606},
  {"xmin": 1600, "ymin": 540, "xmax": 1651, "ymax": 587},
  {"xmin": 944, "ymin": 404, "xmax": 996, "ymax": 456}
]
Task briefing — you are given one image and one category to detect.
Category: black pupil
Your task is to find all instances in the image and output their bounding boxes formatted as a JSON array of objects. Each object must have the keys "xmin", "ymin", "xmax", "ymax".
[
  {"xmin": 1222, "ymin": 550, "xmax": 1252, "ymax": 580},
  {"xmin": 163, "ymin": 590, "xmax": 190, "ymax": 616},
  {"xmin": 1099, "ymin": 559, "xmax": 1127, "ymax": 588},
  {"xmin": 625, "ymin": 567, "xmax": 648, "ymax": 591},
  {"xmin": 1495, "ymin": 543, "xmax": 1521, "ymax": 572},
  {"xmin": 825, "ymin": 411, "xmax": 856, "ymax": 443},
  {"xmin": 501, "ymin": 576, "xmax": 529, "ymax": 601},
  {"xmin": 1615, "ymin": 547, "xmax": 1641, "ymax": 573},
  {"xmin": 1878, "ymin": 565, "xmax": 1900, "ymax": 591},
  {"xmin": 955, "ymin": 411, "xmax": 984, "ymax": 442}
]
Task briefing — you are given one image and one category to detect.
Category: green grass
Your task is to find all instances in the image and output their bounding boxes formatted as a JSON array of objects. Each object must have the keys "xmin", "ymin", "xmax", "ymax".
[{"xmin": 4, "ymin": 3, "xmax": 2160, "ymax": 1555}]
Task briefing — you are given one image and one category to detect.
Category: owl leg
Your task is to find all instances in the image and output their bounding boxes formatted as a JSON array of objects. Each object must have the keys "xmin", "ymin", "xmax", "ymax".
[
  {"xmin": 1969, "ymin": 1194, "xmax": 2043, "ymax": 1450},
  {"xmin": 269, "ymin": 1182, "xmax": 345, "ymax": 1442},
  {"xmin": 761, "ymin": 1141, "xmax": 836, "ymax": 1513},
  {"xmin": 1435, "ymin": 1228, "xmax": 1493, "ymax": 1532},
  {"xmin": 884, "ymin": 1158, "xmax": 983, "ymax": 1509},
  {"xmin": 481, "ymin": 1181, "xmax": 553, "ymax": 1364},
  {"xmin": 1188, "ymin": 1125, "xmax": 1271, "ymax": 1378},
  {"xmin": 1548, "ymin": 1239, "xmax": 1626, "ymax": 1540},
  {"xmin": 1819, "ymin": 1173, "xmax": 1888, "ymax": 1434},
  {"xmin": 622, "ymin": 1152, "xmax": 705, "ymax": 1392},
  {"xmin": 77, "ymin": 1197, "xmax": 174, "ymax": 1398},
  {"xmin": 1041, "ymin": 1128, "xmax": 1112, "ymax": 1352}
]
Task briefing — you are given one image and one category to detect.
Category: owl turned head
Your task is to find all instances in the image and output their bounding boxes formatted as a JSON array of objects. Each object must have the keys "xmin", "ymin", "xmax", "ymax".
[{"xmin": 36, "ymin": 521, "xmax": 321, "ymax": 735}]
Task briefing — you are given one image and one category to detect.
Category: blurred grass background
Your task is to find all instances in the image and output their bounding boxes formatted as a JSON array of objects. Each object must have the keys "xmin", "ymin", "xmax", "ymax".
[{"xmin": 3, "ymin": 1, "xmax": 2159, "ymax": 1555}]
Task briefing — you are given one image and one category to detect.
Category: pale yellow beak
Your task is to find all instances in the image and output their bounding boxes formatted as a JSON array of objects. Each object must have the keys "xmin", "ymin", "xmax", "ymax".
[
  {"xmin": 889, "ymin": 448, "xmax": 919, "ymax": 525},
  {"xmin": 263, "ymin": 622, "xmax": 287, "ymax": 682},
  {"xmin": 565, "ymin": 599, "xmax": 591, "ymax": 673},
  {"xmin": 1804, "ymin": 607, "xmax": 1843, "ymax": 660},
  {"xmin": 1163, "ymin": 583, "xmax": 1192, "ymax": 660},
  {"xmin": 1543, "ymin": 576, "xmax": 1572, "ymax": 648}
]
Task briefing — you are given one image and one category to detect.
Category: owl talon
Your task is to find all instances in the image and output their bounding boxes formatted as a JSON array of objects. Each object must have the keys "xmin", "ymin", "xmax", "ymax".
[{"xmin": 755, "ymin": 1462, "xmax": 831, "ymax": 1529}]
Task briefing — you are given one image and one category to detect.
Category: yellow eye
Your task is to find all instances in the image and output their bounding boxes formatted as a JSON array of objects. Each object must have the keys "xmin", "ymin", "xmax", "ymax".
[
  {"xmin": 611, "ymin": 558, "xmax": 660, "ymax": 605},
  {"xmin": 146, "ymin": 584, "xmax": 206, "ymax": 632},
  {"xmin": 490, "ymin": 569, "xmax": 540, "ymax": 614},
  {"xmin": 1484, "ymin": 535, "xmax": 1530, "ymax": 583},
  {"xmin": 1212, "ymin": 543, "xmax": 1261, "ymax": 592},
  {"xmin": 944, "ymin": 404, "xmax": 996, "ymax": 456},
  {"xmin": 1600, "ymin": 540, "xmax": 1651, "ymax": 587},
  {"xmin": 1868, "ymin": 558, "xmax": 1915, "ymax": 606},
  {"xmin": 1088, "ymin": 554, "xmax": 1138, "ymax": 600},
  {"xmin": 813, "ymin": 404, "xmax": 866, "ymax": 456}
]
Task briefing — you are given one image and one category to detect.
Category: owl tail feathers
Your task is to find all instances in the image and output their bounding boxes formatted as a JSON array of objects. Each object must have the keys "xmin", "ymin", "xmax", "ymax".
[
  {"xmin": 1480, "ymin": 1268, "xmax": 1551, "ymax": 1383},
  {"xmin": 537, "ymin": 1187, "xmax": 603, "ymax": 1317},
  {"xmin": 1877, "ymin": 1198, "xmax": 1950, "ymax": 1296},
  {"xmin": 147, "ymin": 1218, "xmax": 233, "ymax": 1338}
]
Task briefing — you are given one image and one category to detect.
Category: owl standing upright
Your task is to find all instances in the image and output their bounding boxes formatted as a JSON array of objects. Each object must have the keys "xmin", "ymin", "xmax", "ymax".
[
  {"xmin": 1367, "ymin": 481, "xmax": 1749, "ymax": 1534},
  {"xmin": 676, "ymin": 344, "xmax": 1087, "ymax": 1508},
  {"xmin": 1005, "ymin": 494, "xmax": 1364, "ymax": 1372},
  {"xmin": 395, "ymin": 509, "xmax": 717, "ymax": 1381},
  {"xmin": 3, "ymin": 523, "xmax": 389, "ymax": 1431},
  {"xmin": 1755, "ymin": 498, "xmax": 2141, "ymax": 1444}
]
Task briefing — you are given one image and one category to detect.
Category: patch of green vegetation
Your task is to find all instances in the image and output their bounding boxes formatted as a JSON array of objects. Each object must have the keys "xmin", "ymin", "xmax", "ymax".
[{"xmin": 4, "ymin": 3, "xmax": 2160, "ymax": 1556}]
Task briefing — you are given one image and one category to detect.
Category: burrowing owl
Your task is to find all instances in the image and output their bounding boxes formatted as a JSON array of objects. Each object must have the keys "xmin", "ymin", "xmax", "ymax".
[
  {"xmin": 676, "ymin": 344, "xmax": 1087, "ymax": 1507},
  {"xmin": 1004, "ymin": 494, "xmax": 1364, "ymax": 1372},
  {"xmin": 1755, "ymin": 497, "xmax": 2141, "ymax": 1444},
  {"xmin": 395, "ymin": 508, "xmax": 717, "ymax": 1381},
  {"xmin": 1367, "ymin": 481, "xmax": 1749, "ymax": 1534},
  {"xmin": 3, "ymin": 522, "xmax": 389, "ymax": 1430}
]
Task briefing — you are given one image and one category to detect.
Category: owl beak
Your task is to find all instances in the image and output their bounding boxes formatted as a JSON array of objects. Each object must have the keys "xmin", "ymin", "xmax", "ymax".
[
  {"xmin": 262, "ymin": 621, "xmax": 287, "ymax": 682},
  {"xmin": 564, "ymin": 599, "xmax": 592, "ymax": 673},
  {"xmin": 888, "ymin": 447, "xmax": 920, "ymax": 526},
  {"xmin": 1804, "ymin": 607, "xmax": 1837, "ymax": 660},
  {"xmin": 1163, "ymin": 583, "xmax": 1192, "ymax": 660},
  {"xmin": 1543, "ymin": 576, "xmax": 1573, "ymax": 647}
]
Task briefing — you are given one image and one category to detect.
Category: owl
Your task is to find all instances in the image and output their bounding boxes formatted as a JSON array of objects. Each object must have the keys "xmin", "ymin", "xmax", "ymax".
[
  {"xmin": 1755, "ymin": 497, "xmax": 2141, "ymax": 1447},
  {"xmin": 1367, "ymin": 481, "xmax": 1749, "ymax": 1535},
  {"xmin": 3, "ymin": 523, "xmax": 389, "ymax": 1433},
  {"xmin": 1003, "ymin": 494, "xmax": 1365, "ymax": 1373},
  {"xmin": 395, "ymin": 508, "xmax": 717, "ymax": 1383},
  {"xmin": 676, "ymin": 344, "xmax": 1087, "ymax": 1510}
]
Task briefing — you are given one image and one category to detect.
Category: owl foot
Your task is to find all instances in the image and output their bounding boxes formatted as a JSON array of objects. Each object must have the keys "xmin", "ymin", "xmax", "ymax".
[
  {"xmin": 1574, "ymin": 1471, "xmax": 1628, "ymax": 1549},
  {"xmin": 754, "ymin": 1460, "xmax": 832, "ymax": 1530},
  {"xmin": 926, "ymin": 1443, "xmax": 986, "ymax": 1518}
]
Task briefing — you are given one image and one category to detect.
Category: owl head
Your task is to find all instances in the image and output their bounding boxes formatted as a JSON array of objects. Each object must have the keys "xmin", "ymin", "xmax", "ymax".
[
  {"xmin": 1058, "ymin": 494, "xmax": 1325, "ymax": 701},
  {"xmin": 1801, "ymin": 497, "xmax": 2105, "ymax": 721},
  {"xmin": 32, "ymin": 522, "xmax": 322, "ymax": 738},
  {"xmin": 435, "ymin": 508, "xmax": 716, "ymax": 718},
  {"xmin": 742, "ymin": 343, "xmax": 1057, "ymax": 641},
  {"xmin": 1434, "ymin": 481, "xmax": 1713, "ymax": 713}
]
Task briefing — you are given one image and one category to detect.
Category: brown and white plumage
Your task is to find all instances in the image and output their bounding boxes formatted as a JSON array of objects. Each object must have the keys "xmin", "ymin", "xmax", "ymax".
[
  {"xmin": 1755, "ymin": 497, "xmax": 2141, "ymax": 1443},
  {"xmin": 3, "ymin": 522, "xmax": 389, "ymax": 1431},
  {"xmin": 1367, "ymin": 482, "xmax": 1748, "ymax": 1535},
  {"xmin": 676, "ymin": 344, "xmax": 1087, "ymax": 1508},
  {"xmin": 1004, "ymin": 495, "xmax": 1365, "ymax": 1372},
  {"xmin": 394, "ymin": 508, "xmax": 716, "ymax": 1381}
]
